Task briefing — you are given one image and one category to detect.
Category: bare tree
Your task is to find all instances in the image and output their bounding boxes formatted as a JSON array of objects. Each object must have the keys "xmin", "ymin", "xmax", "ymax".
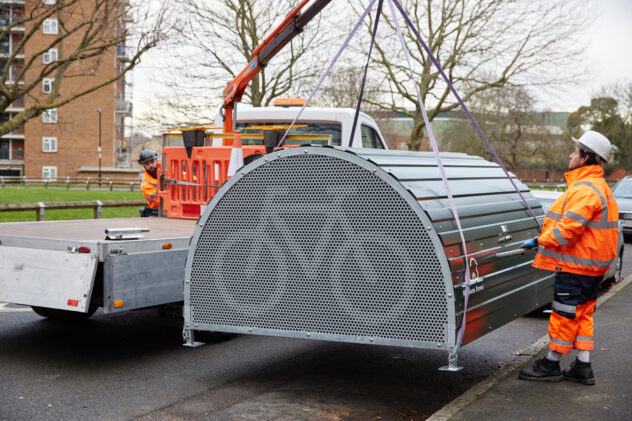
[
  {"xmin": 0, "ymin": 0, "xmax": 172, "ymax": 136},
  {"xmin": 443, "ymin": 87, "xmax": 563, "ymax": 171},
  {"xmin": 348, "ymin": 0, "xmax": 588, "ymax": 150},
  {"xmin": 142, "ymin": 0, "xmax": 332, "ymax": 128},
  {"xmin": 315, "ymin": 66, "xmax": 383, "ymax": 109}
]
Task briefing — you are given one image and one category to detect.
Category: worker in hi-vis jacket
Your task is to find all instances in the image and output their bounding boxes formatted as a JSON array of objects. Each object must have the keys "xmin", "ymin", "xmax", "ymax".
[
  {"xmin": 519, "ymin": 131, "xmax": 619, "ymax": 385},
  {"xmin": 138, "ymin": 149, "xmax": 160, "ymax": 217}
]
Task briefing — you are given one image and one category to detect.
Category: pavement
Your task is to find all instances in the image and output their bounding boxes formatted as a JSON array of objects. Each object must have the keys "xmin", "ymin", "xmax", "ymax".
[{"xmin": 429, "ymin": 275, "xmax": 632, "ymax": 421}]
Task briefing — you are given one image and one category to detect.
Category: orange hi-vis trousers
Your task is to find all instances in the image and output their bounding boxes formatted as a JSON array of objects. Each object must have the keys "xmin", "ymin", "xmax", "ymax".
[{"xmin": 548, "ymin": 271, "xmax": 602, "ymax": 354}]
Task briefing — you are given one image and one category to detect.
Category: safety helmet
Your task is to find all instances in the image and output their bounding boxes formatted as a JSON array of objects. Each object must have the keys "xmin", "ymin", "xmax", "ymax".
[
  {"xmin": 571, "ymin": 130, "xmax": 611, "ymax": 163},
  {"xmin": 137, "ymin": 149, "xmax": 158, "ymax": 164}
]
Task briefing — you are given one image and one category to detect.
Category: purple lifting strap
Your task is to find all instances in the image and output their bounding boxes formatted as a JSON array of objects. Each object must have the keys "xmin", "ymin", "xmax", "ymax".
[
  {"xmin": 277, "ymin": 0, "xmax": 379, "ymax": 149},
  {"xmin": 348, "ymin": 0, "xmax": 384, "ymax": 147},
  {"xmin": 386, "ymin": 0, "xmax": 471, "ymax": 352},
  {"xmin": 391, "ymin": 0, "xmax": 541, "ymax": 231}
]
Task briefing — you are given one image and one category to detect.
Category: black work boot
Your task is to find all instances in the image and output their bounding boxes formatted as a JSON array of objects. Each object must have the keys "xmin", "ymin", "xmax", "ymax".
[
  {"xmin": 519, "ymin": 357, "xmax": 563, "ymax": 382},
  {"xmin": 563, "ymin": 358, "xmax": 595, "ymax": 385}
]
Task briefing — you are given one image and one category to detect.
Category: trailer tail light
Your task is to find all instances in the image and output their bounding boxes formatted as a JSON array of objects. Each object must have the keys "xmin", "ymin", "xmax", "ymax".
[
  {"xmin": 113, "ymin": 300, "xmax": 124, "ymax": 308},
  {"xmin": 162, "ymin": 243, "xmax": 173, "ymax": 250},
  {"xmin": 78, "ymin": 247, "xmax": 91, "ymax": 254},
  {"xmin": 67, "ymin": 299, "xmax": 79, "ymax": 307}
]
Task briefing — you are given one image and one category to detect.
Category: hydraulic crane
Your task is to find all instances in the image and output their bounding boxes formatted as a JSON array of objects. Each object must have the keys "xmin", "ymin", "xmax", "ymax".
[{"xmin": 221, "ymin": 0, "xmax": 332, "ymax": 134}]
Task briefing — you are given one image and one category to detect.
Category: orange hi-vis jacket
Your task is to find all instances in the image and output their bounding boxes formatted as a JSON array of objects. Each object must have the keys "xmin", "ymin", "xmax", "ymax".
[
  {"xmin": 140, "ymin": 164, "xmax": 160, "ymax": 209},
  {"xmin": 533, "ymin": 165, "xmax": 618, "ymax": 276}
]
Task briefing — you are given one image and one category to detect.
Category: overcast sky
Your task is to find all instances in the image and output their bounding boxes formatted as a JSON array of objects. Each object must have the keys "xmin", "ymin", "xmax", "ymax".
[
  {"xmin": 546, "ymin": 0, "xmax": 632, "ymax": 110},
  {"xmin": 132, "ymin": 0, "xmax": 632, "ymax": 125}
]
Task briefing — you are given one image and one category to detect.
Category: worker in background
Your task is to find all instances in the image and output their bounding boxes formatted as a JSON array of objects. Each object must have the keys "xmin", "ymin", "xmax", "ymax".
[
  {"xmin": 518, "ymin": 131, "xmax": 618, "ymax": 385},
  {"xmin": 138, "ymin": 149, "xmax": 160, "ymax": 217}
]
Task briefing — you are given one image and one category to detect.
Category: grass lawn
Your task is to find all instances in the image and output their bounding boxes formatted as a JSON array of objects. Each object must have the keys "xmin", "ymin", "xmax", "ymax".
[{"xmin": 0, "ymin": 188, "xmax": 145, "ymax": 222}]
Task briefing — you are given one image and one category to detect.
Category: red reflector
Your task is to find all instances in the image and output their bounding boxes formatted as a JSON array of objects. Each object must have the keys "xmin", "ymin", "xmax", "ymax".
[
  {"xmin": 67, "ymin": 299, "xmax": 79, "ymax": 306},
  {"xmin": 78, "ymin": 247, "xmax": 91, "ymax": 254}
]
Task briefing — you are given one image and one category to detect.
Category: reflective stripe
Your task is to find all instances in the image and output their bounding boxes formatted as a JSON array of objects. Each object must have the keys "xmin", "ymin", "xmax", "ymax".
[
  {"xmin": 564, "ymin": 210, "xmax": 588, "ymax": 226},
  {"xmin": 149, "ymin": 193, "xmax": 156, "ymax": 201},
  {"xmin": 574, "ymin": 181, "xmax": 608, "ymax": 222},
  {"xmin": 546, "ymin": 210, "xmax": 562, "ymax": 221},
  {"xmin": 586, "ymin": 220, "xmax": 618, "ymax": 229},
  {"xmin": 553, "ymin": 300, "xmax": 576, "ymax": 314},
  {"xmin": 142, "ymin": 178, "xmax": 157, "ymax": 188},
  {"xmin": 550, "ymin": 335, "xmax": 573, "ymax": 346},
  {"xmin": 552, "ymin": 227, "xmax": 568, "ymax": 246},
  {"xmin": 564, "ymin": 210, "xmax": 617, "ymax": 229},
  {"xmin": 538, "ymin": 248, "xmax": 614, "ymax": 268},
  {"xmin": 575, "ymin": 335, "xmax": 593, "ymax": 342}
]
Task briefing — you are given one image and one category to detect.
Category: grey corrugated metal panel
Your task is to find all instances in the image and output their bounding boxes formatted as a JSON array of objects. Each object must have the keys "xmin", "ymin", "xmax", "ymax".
[
  {"xmin": 452, "ymin": 261, "xmax": 540, "ymax": 307},
  {"xmin": 347, "ymin": 147, "xmax": 474, "ymax": 160},
  {"xmin": 440, "ymin": 215, "xmax": 539, "ymax": 249},
  {"xmin": 419, "ymin": 191, "xmax": 537, "ymax": 210},
  {"xmin": 424, "ymin": 197, "xmax": 542, "ymax": 223},
  {"xmin": 454, "ymin": 269, "xmax": 551, "ymax": 315},
  {"xmin": 457, "ymin": 273, "xmax": 553, "ymax": 345},
  {"xmin": 350, "ymin": 150, "xmax": 496, "ymax": 168},
  {"xmin": 406, "ymin": 178, "xmax": 530, "ymax": 200},
  {"xmin": 436, "ymin": 209, "xmax": 540, "ymax": 237},
  {"xmin": 381, "ymin": 165, "xmax": 517, "ymax": 182}
]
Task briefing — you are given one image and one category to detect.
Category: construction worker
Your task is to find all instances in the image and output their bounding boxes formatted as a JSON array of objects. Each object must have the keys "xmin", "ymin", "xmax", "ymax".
[
  {"xmin": 138, "ymin": 149, "xmax": 160, "ymax": 217},
  {"xmin": 519, "ymin": 130, "xmax": 618, "ymax": 385}
]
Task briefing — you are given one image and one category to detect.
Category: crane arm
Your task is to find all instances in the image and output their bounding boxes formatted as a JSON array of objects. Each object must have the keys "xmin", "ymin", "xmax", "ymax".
[{"xmin": 222, "ymin": 0, "xmax": 333, "ymax": 133}]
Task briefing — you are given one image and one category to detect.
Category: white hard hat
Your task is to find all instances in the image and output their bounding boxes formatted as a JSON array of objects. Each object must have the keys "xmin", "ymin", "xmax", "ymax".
[{"xmin": 571, "ymin": 130, "xmax": 611, "ymax": 163}]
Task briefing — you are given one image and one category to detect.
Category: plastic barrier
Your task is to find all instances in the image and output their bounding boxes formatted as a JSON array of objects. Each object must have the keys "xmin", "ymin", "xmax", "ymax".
[{"xmin": 158, "ymin": 145, "xmax": 266, "ymax": 219}]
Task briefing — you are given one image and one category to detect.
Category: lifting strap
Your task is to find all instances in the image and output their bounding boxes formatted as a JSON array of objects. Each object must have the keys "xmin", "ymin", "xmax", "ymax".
[
  {"xmin": 276, "ymin": 0, "xmax": 379, "ymax": 149},
  {"xmin": 276, "ymin": 0, "xmax": 543, "ymax": 364},
  {"xmin": 348, "ymin": 0, "xmax": 383, "ymax": 147}
]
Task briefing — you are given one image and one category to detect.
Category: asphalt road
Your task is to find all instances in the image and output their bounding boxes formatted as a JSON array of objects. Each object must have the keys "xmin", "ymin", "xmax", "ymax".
[{"xmin": 1, "ymin": 240, "xmax": 630, "ymax": 421}]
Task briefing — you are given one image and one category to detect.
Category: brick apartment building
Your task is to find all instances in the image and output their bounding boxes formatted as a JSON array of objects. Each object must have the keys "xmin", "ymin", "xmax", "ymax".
[{"xmin": 0, "ymin": 0, "xmax": 134, "ymax": 179}]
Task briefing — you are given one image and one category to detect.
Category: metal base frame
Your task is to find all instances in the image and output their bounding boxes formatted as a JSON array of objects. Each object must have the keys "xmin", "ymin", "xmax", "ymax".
[
  {"xmin": 438, "ymin": 353, "xmax": 463, "ymax": 372},
  {"xmin": 182, "ymin": 328, "xmax": 205, "ymax": 348}
]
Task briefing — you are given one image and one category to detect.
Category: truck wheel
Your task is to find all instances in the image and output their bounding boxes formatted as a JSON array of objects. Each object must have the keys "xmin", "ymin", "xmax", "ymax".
[
  {"xmin": 31, "ymin": 306, "xmax": 53, "ymax": 318},
  {"xmin": 31, "ymin": 306, "xmax": 97, "ymax": 320}
]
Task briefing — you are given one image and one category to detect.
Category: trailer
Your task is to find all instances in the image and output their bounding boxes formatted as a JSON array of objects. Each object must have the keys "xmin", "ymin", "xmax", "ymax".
[{"xmin": 0, "ymin": 218, "xmax": 195, "ymax": 318}]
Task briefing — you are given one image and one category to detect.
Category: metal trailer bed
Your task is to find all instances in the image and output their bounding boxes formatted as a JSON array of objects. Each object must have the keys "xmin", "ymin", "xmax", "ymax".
[
  {"xmin": 183, "ymin": 146, "xmax": 555, "ymax": 367},
  {"xmin": 0, "ymin": 218, "xmax": 196, "ymax": 315}
]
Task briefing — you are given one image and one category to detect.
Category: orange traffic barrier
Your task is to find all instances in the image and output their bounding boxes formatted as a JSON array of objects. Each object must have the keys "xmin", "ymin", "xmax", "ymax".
[{"xmin": 158, "ymin": 145, "xmax": 266, "ymax": 219}]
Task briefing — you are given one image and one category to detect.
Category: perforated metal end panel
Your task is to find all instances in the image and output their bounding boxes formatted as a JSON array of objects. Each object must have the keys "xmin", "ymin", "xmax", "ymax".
[{"xmin": 187, "ymin": 148, "xmax": 453, "ymax": 349}]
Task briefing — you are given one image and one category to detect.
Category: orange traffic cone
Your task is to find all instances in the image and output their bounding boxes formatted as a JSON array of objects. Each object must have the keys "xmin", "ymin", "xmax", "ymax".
[{"xmin": 227, "ymin": 131, "xmax": 244, "ymax": 177}]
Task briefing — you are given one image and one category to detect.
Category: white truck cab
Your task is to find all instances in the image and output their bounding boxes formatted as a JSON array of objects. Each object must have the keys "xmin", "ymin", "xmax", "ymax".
[{"xmin": 232, "ymin": 105, "xmax": 387, "ymax": 149}]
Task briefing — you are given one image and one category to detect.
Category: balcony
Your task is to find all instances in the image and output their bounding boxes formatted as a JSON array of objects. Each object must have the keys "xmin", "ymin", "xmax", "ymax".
[{"xmin": 116, "ymin": 100, "xmax": 132, "ymax": 115}]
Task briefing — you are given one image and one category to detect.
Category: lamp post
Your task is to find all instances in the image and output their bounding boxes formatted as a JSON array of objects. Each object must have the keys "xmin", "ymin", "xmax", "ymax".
[{"xmin": 96, "ymin": 108, "xmax": 102, "ymax": 187}]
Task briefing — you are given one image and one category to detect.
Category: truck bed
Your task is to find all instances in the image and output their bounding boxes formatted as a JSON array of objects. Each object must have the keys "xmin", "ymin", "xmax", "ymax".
[
  {"xmin": 0, "ymin": 217, "xmax": 196, "ymax": 241},
  {"xmin": 0, "ymin": 217, "xmax": 198, "ymax": 313}
]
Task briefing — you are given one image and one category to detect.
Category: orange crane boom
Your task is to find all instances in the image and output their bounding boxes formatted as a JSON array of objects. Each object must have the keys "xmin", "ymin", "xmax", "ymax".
[{"xmin": 222, "ymin": 0, "xmax": 332, "ymax": 133}]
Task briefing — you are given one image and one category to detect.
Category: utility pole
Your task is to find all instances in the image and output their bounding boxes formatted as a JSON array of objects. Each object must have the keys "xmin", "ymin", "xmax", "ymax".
[{"xmin": 96, "ymin": 109, "xmax": 102, "ymax": 187}]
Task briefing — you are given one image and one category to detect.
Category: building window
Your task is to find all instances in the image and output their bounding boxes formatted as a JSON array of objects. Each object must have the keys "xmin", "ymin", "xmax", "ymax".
[
  {"xmin": 42, "ymin": 166, "xmax": 57, "ymax": 179},
  {"xmin": 43, "ymin": 18, "xmax": 58, "ymax": 34},
  {"xmin": 0, "ymin": 139, "xmax": 9, "ymax": 160},
  {"xmin": 42, "ymin": 136, "xmax": 57, "ymax": 152},
  {"xmin": 43, "ymin": 48, "xmax": 57, "ymax": 63},
  {"xmin": 42, "ymin": 78, "xmax": 54, "ymax": 93},
  {"xmin": 42, "ymin": 108, "xmax": 57, "ymax": 123}
]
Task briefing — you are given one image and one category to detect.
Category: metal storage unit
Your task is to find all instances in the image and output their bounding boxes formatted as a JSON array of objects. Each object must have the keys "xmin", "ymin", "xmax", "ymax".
[{"xmin": 183, "ymin": 146, "xmax": 554, "ymax": 364}]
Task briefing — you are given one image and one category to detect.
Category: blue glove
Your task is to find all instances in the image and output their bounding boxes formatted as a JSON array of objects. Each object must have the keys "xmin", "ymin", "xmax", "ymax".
[{"xmin": 520, "ymin": 237, "xmax": 538, "ymax": 249}]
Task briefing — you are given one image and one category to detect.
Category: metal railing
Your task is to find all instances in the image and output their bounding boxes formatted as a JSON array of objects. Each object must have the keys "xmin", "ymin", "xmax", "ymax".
[
  {"xmin": 0, "ymin": 176, "xmax": 141, "ymax": 191},
  {"xmin": 0, "ymin": 199, "xmax": 147, "ymax": 221}
]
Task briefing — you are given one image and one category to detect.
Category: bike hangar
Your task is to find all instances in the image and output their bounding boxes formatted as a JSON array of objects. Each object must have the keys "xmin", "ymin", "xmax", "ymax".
[{"xmin": 183, "ymin": 0, "xmax": 552, "ymax": 370}]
